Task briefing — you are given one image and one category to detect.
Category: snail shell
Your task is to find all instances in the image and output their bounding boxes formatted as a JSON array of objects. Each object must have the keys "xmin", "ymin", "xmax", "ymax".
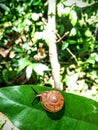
[{"xmin": 37, "ymin": 90, "xmax": 64, "ymax": 113}]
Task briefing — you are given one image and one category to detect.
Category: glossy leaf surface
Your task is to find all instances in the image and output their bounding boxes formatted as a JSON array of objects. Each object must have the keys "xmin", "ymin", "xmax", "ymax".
[{"xmin": 0, "ymin": 85, "xmax": 98, "ymax": 130}]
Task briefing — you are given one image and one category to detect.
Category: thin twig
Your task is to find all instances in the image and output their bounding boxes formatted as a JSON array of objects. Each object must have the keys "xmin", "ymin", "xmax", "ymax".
[
  {"xmin": 42, "ymin": 16, "xmax": 78, "ymax": 63},
  {"xmin": 55, "ymin": 32, "xmax": 78, "ymax": 63},
  {"xmin": 56, "ymin": 31, "xmax": 69, "ymax": 43},
  {"xmin": 66, "ymin": 48, "xmax": 78, "ymax": 63}
]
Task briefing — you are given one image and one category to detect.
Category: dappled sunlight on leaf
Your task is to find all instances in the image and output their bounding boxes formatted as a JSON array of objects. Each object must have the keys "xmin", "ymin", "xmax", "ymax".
[
  {"xmin": 26, "ymin": 65, "xmax": 33, "ymax": 79},
  {"xmin": 69, "ymin": 10, "xmax": 77, "ymax": 26},
  {"xmin": 87, "ymin": 53, "xmax": 98, "ymax": 64},
  {"xmin": 34, "ymin": 63, "xmax": 49, "ymax": 76}
]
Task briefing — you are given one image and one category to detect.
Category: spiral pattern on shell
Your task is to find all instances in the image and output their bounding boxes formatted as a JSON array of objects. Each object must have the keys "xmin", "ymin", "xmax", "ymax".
[{"xmin": 40, "ymin": 90, "xmax": 64, "ymax": 112}]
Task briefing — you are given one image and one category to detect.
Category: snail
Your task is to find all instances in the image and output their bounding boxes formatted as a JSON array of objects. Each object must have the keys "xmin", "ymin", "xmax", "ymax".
[{"xmin": 32, "ymin": 88, "xmax": 64, "ymax": 113}]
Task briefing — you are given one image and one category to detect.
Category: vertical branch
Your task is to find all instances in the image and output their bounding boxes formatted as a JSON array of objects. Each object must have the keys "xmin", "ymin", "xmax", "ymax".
[{"xmin": 47, "ymin": 0, "xmax": 62, "ymax": 90}]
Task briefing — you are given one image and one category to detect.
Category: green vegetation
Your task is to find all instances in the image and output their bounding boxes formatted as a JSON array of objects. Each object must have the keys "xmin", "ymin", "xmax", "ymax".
[
  {"xmin": 0, "ymin": 0, "xmax": 98, "ymax": 129},
  {"xmin": 0, "ymin": 85, "xmax": 98, "ymax": 130}
]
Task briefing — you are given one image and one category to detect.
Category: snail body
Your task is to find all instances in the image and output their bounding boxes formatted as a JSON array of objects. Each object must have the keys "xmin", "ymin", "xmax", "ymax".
[{"xmin": 33, "ymin": 89, "xmax": 64, "ymax": 113}]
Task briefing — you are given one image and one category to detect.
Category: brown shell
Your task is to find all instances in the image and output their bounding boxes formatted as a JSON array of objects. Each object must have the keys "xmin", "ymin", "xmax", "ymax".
[{"xmin": 39, "ymin": 90, "xmax": 64, "ymax": 112}]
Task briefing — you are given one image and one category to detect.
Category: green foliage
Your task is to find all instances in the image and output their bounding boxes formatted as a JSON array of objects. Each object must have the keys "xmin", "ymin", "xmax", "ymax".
[
  {"xmin": 18, "ymin": 58, "xmax": 49, "ymax": 77},
  {"xmin": 0, "ymin": 0, "xmax": 49, "ymax": 86},
  {"xmin": 0, "ymin": 0, "xmax": 98, "ymax": 99},
  {"xmin": 0, "ymin": 85, "xmax": 98, "ymax": 130},
  {"xmin": 0, "ymin": 0, "xmax": 98, "ymax": 129},
  {"xmin": 56, "ymin": 1, "xmax": 98, "ymax": 100},
  {"xmin": 0, "ymin": 3, "xmax": 10, "ymax": 12}
]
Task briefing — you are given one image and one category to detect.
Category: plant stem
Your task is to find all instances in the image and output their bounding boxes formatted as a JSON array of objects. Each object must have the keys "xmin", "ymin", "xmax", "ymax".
[{"xmin": 47, "ymin": 0, "xmax": 63, "ymax": 90}]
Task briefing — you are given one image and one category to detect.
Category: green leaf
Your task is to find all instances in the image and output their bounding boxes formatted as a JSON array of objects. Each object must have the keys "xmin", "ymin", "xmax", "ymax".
[
  {"xmin": 68, "ymin": 40, "xmax": 77, "ymax": 44},
  {"xmin": 33, "ymin": 63, "xmax": 49, "ymax": 76},
  {"xmin": 26, "ymin": 65, "xmax": 33, "ymax": 79},
  {"xmin": 0, "ymin": 85, "xmax": 98, "ymax": 130},
  {"xmin": 69, "ymin": 28, "xmax": 77, "ymax": 36},
  {"xmin": 62, "ymin": 41, "xmax": 69, "ymax": 50},
  {"xmin": 31, "ymin": 13, "xmax": 39, "ymax": 21},
  {"xmin": 85, "ymin": 29, "xmax": 92, "ymax": 37},
  {"xmin": 69, "ymin": 10, "xmax": 77, "ymax": 26},
  {"xmin": 0, "ymin": 3, "xmax": 10, "ymax": 12},
  {"xmin": 32, "ymin": 0, "xmax": 41, "ymax": 6},
  {"xmin": 18, "ymin": 58, "xmax": 32, "ymax": 73},
  {"xmin": 57, "ymin": 3, "xmax": 70, "ymax": 17},
  {"xmin": 87, "ymin": 53, "xmax": 98, "ymax": 64},
  {"xmin": 63, "ymin": 7, "xmax": 70, "ymax": 16}
]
